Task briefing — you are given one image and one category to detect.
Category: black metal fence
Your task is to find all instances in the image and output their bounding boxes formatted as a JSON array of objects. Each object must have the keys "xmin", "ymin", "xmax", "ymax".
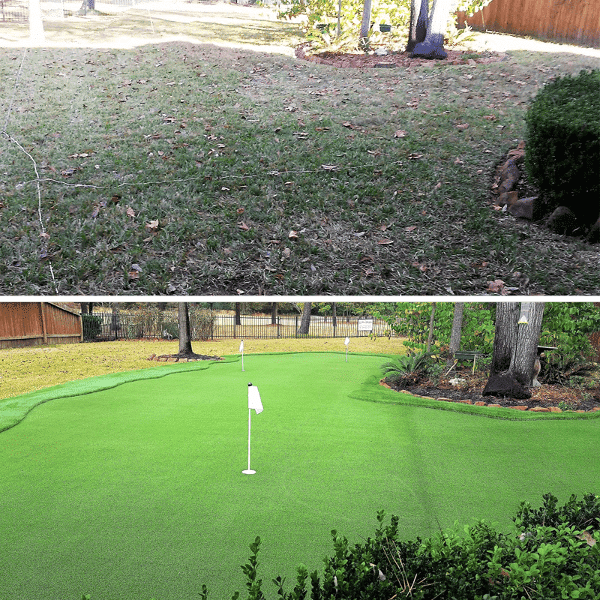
[
  {"xmin": 82, "ymin": 312, "xmax": 393, "ymax": 342},
  {"xmin": 1, "ymin": 0, "xmax": 28, "ymax": 22}
]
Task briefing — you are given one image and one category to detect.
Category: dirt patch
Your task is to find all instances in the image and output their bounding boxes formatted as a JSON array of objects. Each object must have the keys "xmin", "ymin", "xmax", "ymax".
[
  {"xmin": 296, "ymin": 44, "xmax": 507, "ymax": 68},
  {"xmin": 383, "ymin": 370, "xmax": 600, "ymax": 413}
]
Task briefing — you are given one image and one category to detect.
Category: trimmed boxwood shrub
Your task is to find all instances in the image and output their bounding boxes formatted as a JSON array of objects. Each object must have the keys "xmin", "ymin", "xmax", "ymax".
[{"xmin": 525, "ymin": 70, "xmax": 600, "ymax": 222}]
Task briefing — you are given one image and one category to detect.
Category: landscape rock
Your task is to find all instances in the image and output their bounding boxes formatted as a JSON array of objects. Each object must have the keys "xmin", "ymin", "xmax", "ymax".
[
  {"xmin": 482, "ymin": 373, "xmax": 531, "ymax": 400},
  {"xmin": 511, "ymin": 406, "xmax": 529, "ymax": 411},
  {"xmin": 549, "ymin": 406, "xmax": 563, "ymax": 413},
  {"xmin": 587, "ymin": 216, "xmax": 600, "ymax": 243},
  {"xmin": 497, "ymin": 190, "xmax": 519, "ymax": 207},
  {"xmin": 530, "ymin": 406, "xmax": 550, "ymax": 412},
  {"xmin": 508, "ymin": 196, "xmax": 539, "ymax": 220},
  {"xmin": 497, "ymin": 158, "xmax": 521, "ymax": 194},
  {"xmin": 449, "ymin": 377, "xmax": 467, "ymax": 387},
  {"xmin": 474, "ymin": 401, "xmax": 486, "ymax": 406},
  {"xmin": 546, "ymin": 206, "xmax": 579, "ymax": 235}
]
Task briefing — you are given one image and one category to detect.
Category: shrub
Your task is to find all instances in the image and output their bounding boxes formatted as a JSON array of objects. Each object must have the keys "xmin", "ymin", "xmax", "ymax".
[
  {"xmin": 189, "ymin": 308, "xmax": 215, "ymax": 341},
  {"xmin": 81, "ymin": 314, "xmax": 102, "ymax": 341},
  {"xmin": 514, "ymin": 492, "xmax": 600, "ymax": 532},
  {"xmin": 381, "ymin": 351, "xmax": 439, "ymax": 385},
  {"xmin": 525, "ymin": 70, "xmax": 600, "ymax": 222}
]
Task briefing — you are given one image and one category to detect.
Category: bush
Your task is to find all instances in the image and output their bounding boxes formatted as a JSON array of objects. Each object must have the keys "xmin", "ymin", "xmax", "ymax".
[
  {"xmin": 78, "ymin": 494, "xmax": 600, "ymax": 599},
  {"xmin": 224, "ymin": 495, "xmax": 600, "ymax": 600},
  {"xmin": 81, "ymin": 314, "xmax": 102, "ymax": 341},
  {"xmin": 381, "ymin": 351, "xmax": 441, "ymax": 385},
  {"xmin": 525, "ymin": 70, "xmax": 600, "ymax": 222},
  {"xmin": 514, "ymin": 492, "xmax": 600, "ymax": 531},
  {"xmin": 189, "ymin": 308, "xmax": 215, "ymax": 341}
]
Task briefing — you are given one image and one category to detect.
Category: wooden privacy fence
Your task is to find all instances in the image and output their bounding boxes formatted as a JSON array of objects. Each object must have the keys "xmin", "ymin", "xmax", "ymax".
[
  {"xmin": 458, "ymin": 0, "xmax": 600, "ymax": 48},
  {"xmin": 0, "ymin": 303, "xmax": 82, "ymax": 349}
]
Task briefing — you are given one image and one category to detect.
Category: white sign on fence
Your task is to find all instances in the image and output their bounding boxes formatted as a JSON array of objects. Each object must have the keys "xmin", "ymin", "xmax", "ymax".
[{"xmin": 357, "ymin": 319, "xmax": 373, "ymax": 332}]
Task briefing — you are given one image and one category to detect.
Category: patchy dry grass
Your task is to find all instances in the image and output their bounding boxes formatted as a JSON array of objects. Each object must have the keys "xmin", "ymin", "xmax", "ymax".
[
  {"xmin": 0, "ymin": 336, "xmax": 406, "ymax": 400},
  {"xmin": 1, "ymin": 4, "xmax": 599, "ymax": 295}
]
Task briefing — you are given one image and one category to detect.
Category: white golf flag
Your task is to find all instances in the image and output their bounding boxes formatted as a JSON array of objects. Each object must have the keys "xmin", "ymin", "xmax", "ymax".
[
  {"xmin": 248, "ymin": 384, "xmax": 263, "ymax": 414},
  {"xmin": 239, "ymin": 340, "xmax": 244, "ymax": 353},
  {"xmin": 345, "ymin": 337, "xmax": 350, "ymax": 347}
]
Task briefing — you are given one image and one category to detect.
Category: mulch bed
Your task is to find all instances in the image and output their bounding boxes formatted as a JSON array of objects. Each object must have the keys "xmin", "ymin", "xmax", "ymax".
[
  {"xmin": 295, "ymin": 44, "xmax": 507, "ymax": 69},
  {"xmin": 383, "ymin": 371, "xmax": 600, "ymax": 413},
  {"xmin": 148, "ymin": 353, "xmax": 222, "ymax": 362}
]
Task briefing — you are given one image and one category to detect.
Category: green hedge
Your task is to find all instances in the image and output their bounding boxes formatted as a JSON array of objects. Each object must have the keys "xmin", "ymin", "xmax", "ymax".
[{"xmin": 525, "ymin": 70, "xmax": 600, "ymax": 222}]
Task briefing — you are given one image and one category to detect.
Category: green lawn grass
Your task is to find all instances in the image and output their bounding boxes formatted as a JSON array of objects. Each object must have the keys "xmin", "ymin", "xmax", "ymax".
[{"xmin": 1, "ymin": 352, "xmax": 599, "ymax": 600}]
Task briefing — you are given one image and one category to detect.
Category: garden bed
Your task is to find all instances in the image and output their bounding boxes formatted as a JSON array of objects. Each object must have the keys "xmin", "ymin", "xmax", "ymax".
[{"xmin": 384, "ymin": 370, "xmax": 600, "ymax": 412}]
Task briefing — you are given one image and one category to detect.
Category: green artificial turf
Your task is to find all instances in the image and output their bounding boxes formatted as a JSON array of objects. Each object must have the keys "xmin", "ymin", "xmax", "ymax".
[{"xmin": 1, "ymin": 352, "xmax": 599, "ymax": 600}]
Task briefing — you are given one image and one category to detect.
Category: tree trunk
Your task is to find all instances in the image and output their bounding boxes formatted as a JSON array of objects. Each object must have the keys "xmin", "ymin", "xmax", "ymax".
[
  {"xmin": 483, "ymin": 302, "xmax": 545, "ymax": 398},
  {"xmin": 406, "ymin": 0, "xmax": 428, "ymax": 52},
  {"xmin": 178, "ymin": 302, "xmax": 194, "ymax": 356},
  {"xmin": 29, "ymin": 0, "xmax": 45, "ymax": 43},
  {"xmin": 80, "ymin": 302, "xmax": 93, "ymax": 315},
  {"xmin": 271, "ymin": 302, "xmax": 278, "ymax": 325},
  {"xmin": 110, "ymin": 303, "xmax": 120, "ymax": 341},
  {"xmin": 447, "ymin": 302, "xmax": 464, "ymax": 359},
  {"xmin": 411, "ymin": 0, "xmax": 451, "ymax": 59},
  {"xmin": 427, "ymin": 302, "xmax": 437, "ymax": 353},
  {"xmin": 509, "ymin": 303, "xmax": 545, "ymax": 387},
  {"xmin": 490, "ymin": 303, "xmax": 520, "ymax": 376},
  {"xmin": 359, "ymin": 0, "xmax": 372, "ymax": 47},
  {"xmin": 235, "ymin": 302, "xmax": 242, "ymax": 326},
  {"xmin": 332, "ymin": 302, "xmax": 337, "ymax": 329},
  {"xmin": 298, "ymin": 302, "xmax": 311, "ymax": 335}
]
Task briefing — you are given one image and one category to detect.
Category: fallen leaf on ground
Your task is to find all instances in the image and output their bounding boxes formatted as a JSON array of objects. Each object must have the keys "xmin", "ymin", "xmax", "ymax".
[
  {"xmin": 145, "ymin": 220, "xmax": 160, "ymax": 231},
  {"xmin": 394, "ymin": 130, "xmax": 407, "ymax": 138},
  {"xmin": 405, "ymin": 225, "xmax": 417, "ymax": 232},
  {"xmin": 378, "ymin": 238, "xmax": 393, "ymax": 245},
  {"xmin": 288, "ymin": 230, "xmax": 299, "ymax": 240},
  {"xmin": 238, "ymin": 222, "xmax": 250, "ymax": 231},
  {"xmin": 126, "ymin": 207, "xmax": 136, "ymax": 218},
  {"xmin": 487, "ymin": 279, "xmax": 507, "ymax": 294}
]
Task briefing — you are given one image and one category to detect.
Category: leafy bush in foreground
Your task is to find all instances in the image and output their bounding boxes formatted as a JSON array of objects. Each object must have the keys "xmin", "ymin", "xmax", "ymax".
[
  {"xmin": 78, "ymin": 494, "xmax": 599, "ymax": 599},
  {"xmin": 221, "ymin": 494, "xmax": 600, "ymax": 600}
]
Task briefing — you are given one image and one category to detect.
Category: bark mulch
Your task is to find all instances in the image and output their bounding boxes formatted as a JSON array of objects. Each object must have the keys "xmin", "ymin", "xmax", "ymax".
[
  {"xmin": 383, "ymin": 370, "xmax": 600, "ymax": 413},
  {"xmin": 296, "ymin": 44, "xmax": 507, "ymax": 69}
]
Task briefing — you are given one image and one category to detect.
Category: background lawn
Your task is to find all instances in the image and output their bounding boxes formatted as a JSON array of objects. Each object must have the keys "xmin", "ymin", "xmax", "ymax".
[
  {"xmin": 1, "ymin": 352, "xmax": 598, "ymax": 600},
  {"xmin": 1, "ymin": 3, "xmax": 600, "ymax": 294}
]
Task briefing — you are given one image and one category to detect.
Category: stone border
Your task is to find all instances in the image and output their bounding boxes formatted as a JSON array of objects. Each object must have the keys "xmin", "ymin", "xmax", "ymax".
[{"xmin": 493, "ymin": 141, "xmax": 600, "ymax": 242}]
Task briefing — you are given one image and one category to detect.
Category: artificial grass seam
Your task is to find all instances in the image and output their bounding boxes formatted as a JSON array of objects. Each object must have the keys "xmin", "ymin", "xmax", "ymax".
[
  {"xmin": 350, "ymin": 374, "xmax": 600, "ymax": 422},
  {"xmin": 0, "ymin": 356, "xmax": 237, "ymax": 434}
]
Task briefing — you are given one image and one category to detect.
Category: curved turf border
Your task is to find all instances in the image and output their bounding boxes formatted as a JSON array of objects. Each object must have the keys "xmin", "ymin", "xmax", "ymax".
[
  {"xmin": 0, "ymin": 356, "xmax": 237, "ymax": 434},
  {"xmin": 2, "ymin": 351, "xmax": 598, "ymax": 435}
]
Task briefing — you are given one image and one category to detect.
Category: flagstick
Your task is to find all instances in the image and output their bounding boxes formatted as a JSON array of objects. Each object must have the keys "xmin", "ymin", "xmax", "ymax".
[{"xmin": 242, "ymin": 407, "xmax": 255, "ymax": 474}]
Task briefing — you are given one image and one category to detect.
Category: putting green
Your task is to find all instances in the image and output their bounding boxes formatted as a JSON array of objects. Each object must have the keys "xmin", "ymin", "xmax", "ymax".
[{"xmin": 1, "ymin": 352, "xmax": 598, "ymax": 600}]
